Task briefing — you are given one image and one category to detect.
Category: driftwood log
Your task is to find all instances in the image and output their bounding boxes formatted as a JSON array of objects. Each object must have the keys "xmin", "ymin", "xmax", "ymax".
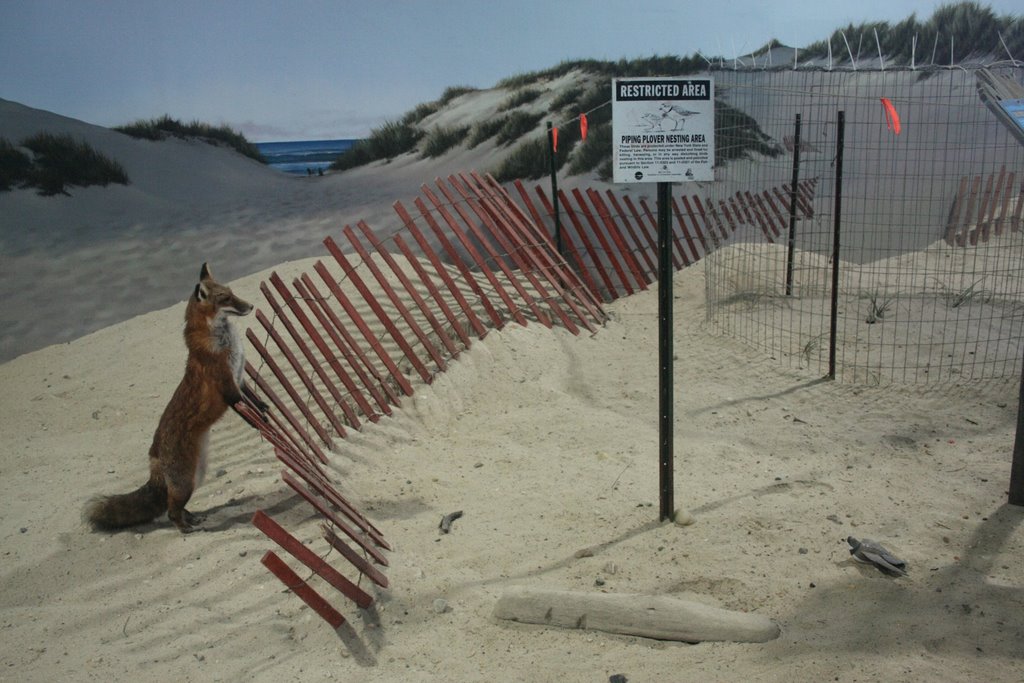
[{"xmin": 493, "ymin": 588, "xmax": 780, "ymax": 643}]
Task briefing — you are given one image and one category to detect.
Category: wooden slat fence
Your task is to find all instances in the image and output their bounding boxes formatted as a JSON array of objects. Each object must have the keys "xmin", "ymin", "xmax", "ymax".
[
  {"xmin": 515, "ymin": 178, "xmax": 820, "ymax": 303},
  {"xmin": 235, "ymin": 172, "xmax": 606, "ymax": 627},
  {"xmin": 945, "ymin": 165, "xmax": 1024, "ymax": 246},
  {"xmin": 233, "ymin": 171, "xmax": 819, "ymax": 628}
]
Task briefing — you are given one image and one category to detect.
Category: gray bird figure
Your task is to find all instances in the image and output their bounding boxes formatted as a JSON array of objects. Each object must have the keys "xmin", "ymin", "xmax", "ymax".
[{"xmin": 847, "ymin": 536, "xmax": 907, "ymax": 576}]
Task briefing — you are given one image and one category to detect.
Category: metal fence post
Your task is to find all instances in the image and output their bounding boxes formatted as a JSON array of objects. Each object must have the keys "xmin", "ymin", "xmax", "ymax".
[
  {"xmin": 547, "ymin": 121, "xmax": 563, "ymax": 256},
  {"xmin": 785, "ymin": 113, "xmax": 802, "ymax": 296},
  {"xmin": 828, "ymin": 111, "xmax": 845, "ymax": 381},
  {"xmin": 657, "ymin": 181, "xmax": 674, "ymax": 521}
]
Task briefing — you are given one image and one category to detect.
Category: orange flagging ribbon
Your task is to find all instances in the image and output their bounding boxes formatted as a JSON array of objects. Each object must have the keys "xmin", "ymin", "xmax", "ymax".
[
  {"xmin": 552, "ymin": 126, "xmax": 558, "ymax": 152},
  {"xmin": 580, "ymin": 113, "xmax": 589, "ymax": 140},
  {"xmin": 881, "ymin": 97, "xmax": 901, "ymax": 135}
]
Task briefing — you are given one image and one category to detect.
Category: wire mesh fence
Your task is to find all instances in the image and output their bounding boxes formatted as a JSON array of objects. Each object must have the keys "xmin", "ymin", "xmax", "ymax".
[{"xmin": 704, "ymin": 65, "xmax": 1024, "ymax": 384}]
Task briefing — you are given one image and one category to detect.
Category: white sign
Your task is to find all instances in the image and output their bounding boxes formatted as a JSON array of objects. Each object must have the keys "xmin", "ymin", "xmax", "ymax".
[{"xmin": 612, "ymin": 77, "xmax": 715, "ymax": 183}]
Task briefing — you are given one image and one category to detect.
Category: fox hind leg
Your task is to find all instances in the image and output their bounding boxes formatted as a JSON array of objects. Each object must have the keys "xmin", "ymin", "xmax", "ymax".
[{"xmin": 167, "ymin": 482, "xmax": 203, "ymax": 533}]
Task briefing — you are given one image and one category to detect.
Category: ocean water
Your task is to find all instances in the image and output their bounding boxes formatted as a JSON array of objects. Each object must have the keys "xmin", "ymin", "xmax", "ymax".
[{"xmin": 256, "ymin": 139, "xmax": 359, "ymax": 175}]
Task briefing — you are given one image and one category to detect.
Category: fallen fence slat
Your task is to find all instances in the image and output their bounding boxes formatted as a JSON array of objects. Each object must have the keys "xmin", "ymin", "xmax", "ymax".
[
  {"xmin": 253, "ymin": 510, "xmax": 374, "ymax": 609},
  {"xmin": 322, "ymin": 524, "xmax": 390, "ymax": 588},
  {"xmin": 280, "ymin": 469, "xmax": 391, "ymax": 562},
  {"xmin": 260, "ymin": 551, "xmax": 346, "ymax": 628}
]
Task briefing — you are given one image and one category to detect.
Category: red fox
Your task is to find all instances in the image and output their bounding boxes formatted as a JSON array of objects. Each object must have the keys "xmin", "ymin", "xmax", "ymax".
[{"xmin": 85, "ymin": 263, "xmax": 267, "ymax": 533}]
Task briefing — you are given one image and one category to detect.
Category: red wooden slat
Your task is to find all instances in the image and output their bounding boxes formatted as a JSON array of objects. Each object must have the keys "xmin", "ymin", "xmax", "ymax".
[
  {"xmin": 976, "ymin": 170, "xmax": 998, "ymax": 243},
  {"xmin": 604, "ymin": 190, "xmax": 656, "ymax": 278},
  {"xmin": 335, "ymin": 227, "xmax": 437, "ymax": 380},
  {"xmin": 245, "ymin": 361, "xmax": 328, "ymax": 464},
  {"xmin": 619, "ymin": 194, "xmax": 663, "ymax": 267},
  {"xmin": 317, "ymin": 248, "xmax": 418, "ymax": 396},
  {"xmin": 244, "ymin": 398, "xmax": 325, "ymax": 477},
  {"xmin": 246, "ymin": 329, "xmax": 334, "ymax": 445},
  {"xmin": 513, "ymin": 178, "xmax": 549, "ymax": 232},
  {"xmin": 559, "ymin": 190, "xmax": 619, "ymax": 299},
  {"xmin": 698, "ymin": 195, "xmax": 729, "ymax": 242},
  {"xmin": 639, "ymin": 197, "xmax": 689, "ymax": 268},
  {"xmin": 413, "ymin": 196, "xmax": 506, "ymax": 329},
  {"xmin": 258, "ymin": 283, "xmax": 363, "ymax": 425},
  {"xmin": 474, "ymin": 174, "xmax": 600, "ymax": 333},
  {"xmin": 392, "ymin": 233, "xmax": 472, "ymax": 349},
  {"xmin": 734, "ymin": 193, "xmax": 773, "ymax": 243},
  {"xmin": 356, "ymin": 221, "xmax": 462, "ymax": 357},
  {"xmin": 440, "ymin": 175, "xmax": 552, "ymax": 327},
  {"xmin": 571, "ymin": 188, "xmax": 634, "ymax": 297},
  {"xmin": 277, "ymin": 454, "xmax": 389, "ymax": 551},
  {"xmin": 252, "ymin": 510, "xmax": 374, "ymax": 608},
  {"xmin": 268, "ymin": 272, "xmax": 366, "ymax": 427},
  {"xmin": 254, "ymin": 309, "xmax": 349, "ymax": 439},
  {"xmin": 959, "ymin": 176, "xmax": 982, "ymax": 246},
  {"xmin": 717, "ymin": 199, "xmax": 739, "ymax": 239},
  {"xmin": 758, "ymin": 190, "xmax": 787, "ymax": 239},
  {"xmin": 942, "ymin": 178, "xmax": 966, "ymax": 244},
  {"xmin": 682, "ymin": 195, "xmax": 719, "ymax": 250},
  {"xmin": 422, "ymin": 183, "xmax": 530, "ymax": 327},
  {"xmin": 670, "ymin": 196, "xmax": 702, "ymax": 263},
  {"xmin": 675, "ymin": 194, "xmax": 710, "ymax": 254},
  {"xmin": 294, "ymin": 274, "xmax": 394, "ymax": 418},
  {"xmin": 532, "ymin": 185, "xmax": 604, "ymax": 298},
  {"xmin": 783, "ymin": 183, "xmax": 813, "ymax": 219},
  {"xmin": 1012, "ymin": 179, "xmax": 1024, "ymax": 232},
  {"xmin": 994, "ymin": 171, "xmax": 1015, "ymax": 236},
  {"xmin": 500, "ymin": 181, "xmax": 606, "ymax": 323},
  {"xmin": 321, "ymin": 524, "xmax": 389, "ymax": 588},
  {"xmin": 260, "ymin": 551, "xmax": 345, "ymax": 628},
  {"xmin": 280, "ymin": 469, "xmax": 390, "ymax": 561},
  {"xmin": 797, "ymin": 179, "xmax": 817, "ymax": 217},
  {"xmin": 456, "ymin": 175, "xmax": 578, "ymax": 334},
  {"xmin": 587, "ymin": 188, "xmax": 649, "ymax": 291},
  {"xmin": 747, "ymin": 191, "xmax": 781, "ymax": 239},
  {"xmin": 394, "ymin": 200, "xmax": 490, "ymax": 338},
  {"xmin": 479, "ymin": 175, "xmax": 604, "ymax": 330}
]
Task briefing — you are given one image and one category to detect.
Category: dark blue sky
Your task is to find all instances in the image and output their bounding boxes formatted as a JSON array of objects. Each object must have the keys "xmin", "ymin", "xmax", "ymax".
[{"xmin": 2, "ymin": 0, "xmax": 1021, "ymax": 140}]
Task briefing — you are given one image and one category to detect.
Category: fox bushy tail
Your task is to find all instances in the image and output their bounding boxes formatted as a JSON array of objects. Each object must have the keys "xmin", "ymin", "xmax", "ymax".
[{"xmin": 84, "ymin": 479, "xmax": 167, "ymax": 531}]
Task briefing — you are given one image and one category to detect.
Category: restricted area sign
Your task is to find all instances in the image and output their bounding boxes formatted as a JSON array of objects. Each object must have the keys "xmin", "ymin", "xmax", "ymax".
[{"xmin": 611, "ymin": 77, "xmax": 715, "ymax": 184}]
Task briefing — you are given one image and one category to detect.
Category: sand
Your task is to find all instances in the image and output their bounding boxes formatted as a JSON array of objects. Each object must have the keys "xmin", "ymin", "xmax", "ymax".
[{"xmin": 2, "ymin": 95, "xmax": 1023, "ymax": 682}]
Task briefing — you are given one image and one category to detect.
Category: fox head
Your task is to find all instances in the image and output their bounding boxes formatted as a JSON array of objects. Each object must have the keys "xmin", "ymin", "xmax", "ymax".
[{"xmin": 192, "ymin": 263, "xmax": 253, "ymax": 317}]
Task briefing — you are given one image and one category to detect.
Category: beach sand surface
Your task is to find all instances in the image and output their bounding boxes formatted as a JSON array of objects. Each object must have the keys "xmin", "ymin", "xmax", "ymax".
[{"xmin": 1, "ymin": 95, "xmax": 1023, "ymax": 682}]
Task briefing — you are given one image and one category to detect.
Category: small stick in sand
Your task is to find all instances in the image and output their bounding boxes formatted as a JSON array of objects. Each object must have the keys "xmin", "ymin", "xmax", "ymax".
[{"xmin": 439, "ymin": 510, "xmax": 463, "ymax": 534}]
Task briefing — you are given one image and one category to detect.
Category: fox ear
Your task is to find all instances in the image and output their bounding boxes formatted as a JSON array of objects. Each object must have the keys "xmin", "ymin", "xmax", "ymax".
[
  {"xmin": 199, "ymin": 262, "xmax": 213, "ymax": 281},
  {"xmin": 194, "ymin": 282, "xmax": 210, "ymax": 302}
]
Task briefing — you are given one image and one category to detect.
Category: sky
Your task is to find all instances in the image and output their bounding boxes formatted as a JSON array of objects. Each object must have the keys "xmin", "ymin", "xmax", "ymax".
[{"xmin": 2, "ymin": 0, "xmax": 1021, "ymax": 141}]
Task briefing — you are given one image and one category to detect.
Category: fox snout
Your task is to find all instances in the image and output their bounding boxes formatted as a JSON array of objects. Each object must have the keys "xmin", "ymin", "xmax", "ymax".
[{"xmin": 224, "ymin": 299, "xmax": 254, "ymax": 317}]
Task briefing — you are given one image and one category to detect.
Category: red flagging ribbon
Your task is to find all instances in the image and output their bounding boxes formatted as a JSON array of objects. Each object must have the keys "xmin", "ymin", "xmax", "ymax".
[{"xmin": 580, "ymin": 113, "xmax": 589, "ymax": 140}]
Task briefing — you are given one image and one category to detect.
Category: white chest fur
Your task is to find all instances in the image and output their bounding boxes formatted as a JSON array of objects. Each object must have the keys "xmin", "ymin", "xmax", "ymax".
[{"xmin": 209, "ymin": 312, "xmax": 247, "ymax": 387}]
